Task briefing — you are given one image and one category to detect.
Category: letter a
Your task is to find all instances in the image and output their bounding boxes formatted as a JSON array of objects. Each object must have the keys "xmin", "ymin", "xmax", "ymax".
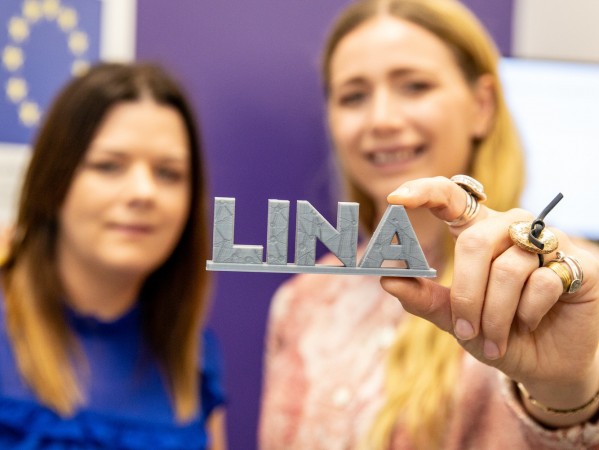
[{"xmin": 359, "ymin": 205, "xmax": 430, "ymax": 269}]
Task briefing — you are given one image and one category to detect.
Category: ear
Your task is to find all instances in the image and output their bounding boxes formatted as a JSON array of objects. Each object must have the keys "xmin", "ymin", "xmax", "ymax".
[{"xmin": 471, "ymin": 74, "xmax": 496, "ymax": 139}]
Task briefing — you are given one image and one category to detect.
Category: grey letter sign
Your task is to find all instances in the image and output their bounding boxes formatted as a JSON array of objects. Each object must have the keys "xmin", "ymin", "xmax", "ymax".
[{"xmin": 206, "ymin": 197, "xmax": 436, "ymax": 277}]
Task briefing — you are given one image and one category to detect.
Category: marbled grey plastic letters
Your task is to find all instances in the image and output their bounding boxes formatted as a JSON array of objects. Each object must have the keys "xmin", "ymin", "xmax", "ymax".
[
  {"xmin": 212, "ymin": 197, "xmax": 263, "ymax": 264},
  {"xmin": 359, "ymin": 204, "xmax": 430, "ymax": 269},
  {"xmin": 295, "ymin": 200, "xmax": 359, "ymax": 267},
  {"xmin": 207, "ymin": 198, "xmax": 436, "ymax": 277}
]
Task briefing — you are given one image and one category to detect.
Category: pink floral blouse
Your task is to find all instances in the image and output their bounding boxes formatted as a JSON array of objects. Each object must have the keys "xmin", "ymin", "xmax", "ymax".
[{"xmin": 259, "ymin": 251, "xmax": 599, "ymax": 449}]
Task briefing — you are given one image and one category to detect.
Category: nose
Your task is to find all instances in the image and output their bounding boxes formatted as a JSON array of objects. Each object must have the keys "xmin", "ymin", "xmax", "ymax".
[
  {"xmin": 369, "ymin": 88, "xmax": 405, "ymax": 135},
  {"xmin": 126, "ymin": 163, "xmax": 157, "ymax": 206}
]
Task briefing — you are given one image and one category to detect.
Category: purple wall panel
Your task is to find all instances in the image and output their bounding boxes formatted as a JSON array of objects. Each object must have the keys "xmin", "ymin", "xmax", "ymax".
[
  {"xmin": 465, "ymin": 0, "xmax": 515, "ymax": 55},
  {"xmin": 136, "ymin": 1, "xmax": 513, "ymax": 448}
]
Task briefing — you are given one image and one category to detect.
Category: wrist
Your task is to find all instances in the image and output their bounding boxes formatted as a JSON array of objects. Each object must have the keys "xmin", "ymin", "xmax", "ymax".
[
  {"xmin": 517, "ymin": 381, "xmax": 599, "ymax": 427},
  {"xmin": 516, "ymin": 360, "xmax": 599, "ymax": 427}
]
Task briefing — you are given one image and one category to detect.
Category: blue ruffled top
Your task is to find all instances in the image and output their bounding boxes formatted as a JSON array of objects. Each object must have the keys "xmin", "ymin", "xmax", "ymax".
[{"xmin": 0, "ymin": 289, "xmax": 226, "ymax": 449}]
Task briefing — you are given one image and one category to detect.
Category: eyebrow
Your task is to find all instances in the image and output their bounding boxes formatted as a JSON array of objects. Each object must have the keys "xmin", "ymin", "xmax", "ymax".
[
  {"xmin": 86, "ymin": 148, "xmax": 188, "ymax": 164},
  {"xmin": 333, "ymin": 68, "xmax": 426, "ymax": 88},
  {"xmin": 389, "ymin": 68, "xmax": 423, "ymax": 77}
]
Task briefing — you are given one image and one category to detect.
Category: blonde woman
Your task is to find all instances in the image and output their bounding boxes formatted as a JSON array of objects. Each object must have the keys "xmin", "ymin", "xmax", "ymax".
[{"xmin": 259, "ymin": 0, "xmax": 599, "ymax": 448}]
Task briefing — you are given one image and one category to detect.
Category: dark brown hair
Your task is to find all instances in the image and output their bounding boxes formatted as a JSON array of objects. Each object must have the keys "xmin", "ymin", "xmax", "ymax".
[{"xmin": 3, "ymin": 62, "xmax": 209, "ymax": 420}]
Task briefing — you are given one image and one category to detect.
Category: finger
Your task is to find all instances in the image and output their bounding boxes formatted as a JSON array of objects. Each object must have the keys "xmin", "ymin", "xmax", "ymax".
[
  {"xmin": 479, "ymin": 245, "xmax": 539, "ymax": 359},
  {"xmin": 451, "ymin": 209, "xmax": 530, "ymax": 341},
  {"xmin": 386, "ymin": 176, "xmax": 492, "ymax": 235},
  {"xmin": 517, "ymin": 267, "xmax": 562, "ymax": 331},
  {"xmin": 380, "ymin": 276, "xmax": 453, "ymax": 334}
]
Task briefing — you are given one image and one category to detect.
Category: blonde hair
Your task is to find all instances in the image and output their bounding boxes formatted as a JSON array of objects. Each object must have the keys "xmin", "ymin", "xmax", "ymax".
[{"xmin": 322, "ymin": 0, "xmax": 524, "ymax": 447}]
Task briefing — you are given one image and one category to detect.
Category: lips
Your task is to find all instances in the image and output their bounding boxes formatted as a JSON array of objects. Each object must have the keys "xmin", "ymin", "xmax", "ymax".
[{"xmin": 108, "ymin": 223, "xmax": 154, "ymax": 235}]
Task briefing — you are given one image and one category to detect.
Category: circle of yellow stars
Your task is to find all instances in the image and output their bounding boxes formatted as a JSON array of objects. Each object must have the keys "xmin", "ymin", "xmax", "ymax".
[{"xmin": 2, "ymin": 0, "xmax": 91, "ymax": 127}]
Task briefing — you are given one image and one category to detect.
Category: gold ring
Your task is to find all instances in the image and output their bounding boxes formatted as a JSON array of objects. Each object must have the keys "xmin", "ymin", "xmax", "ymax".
[
  {"xmin": 509, "ymin": 221, "xmax": 558, "ymax": 255},
  {"xmin": 445, "ymin": 175, "xmax": 486, "ymax": 227},
  {"xmin": 545, "ymin": 251, "xmax": 584, "ymax": 294}
]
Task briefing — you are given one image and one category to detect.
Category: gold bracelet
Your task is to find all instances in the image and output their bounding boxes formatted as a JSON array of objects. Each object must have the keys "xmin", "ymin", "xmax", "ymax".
[{"xmin": 517, "ymin": 382, "xmax": 599, "ymax": 415}]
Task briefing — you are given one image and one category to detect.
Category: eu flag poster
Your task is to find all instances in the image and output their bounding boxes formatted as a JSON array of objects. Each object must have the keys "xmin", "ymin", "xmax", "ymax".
[
  {"xmin": 0, "ymin": 0, "xmax": 135, "ymax": 224},
  {"xmin": 0, "ymin": 0, "xmax": 101, "ymax": 144}
]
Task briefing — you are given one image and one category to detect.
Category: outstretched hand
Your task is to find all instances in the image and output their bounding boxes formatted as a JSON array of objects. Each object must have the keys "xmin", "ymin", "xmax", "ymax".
[{"xmin": 381, "ymin": 176, "xmax": 599, "ymax": 426}]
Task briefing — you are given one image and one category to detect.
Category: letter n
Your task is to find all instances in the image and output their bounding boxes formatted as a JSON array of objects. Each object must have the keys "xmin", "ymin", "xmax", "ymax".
[{"xmin": 295, "ymin": 201, "xmax": 358, "ymax": 266}]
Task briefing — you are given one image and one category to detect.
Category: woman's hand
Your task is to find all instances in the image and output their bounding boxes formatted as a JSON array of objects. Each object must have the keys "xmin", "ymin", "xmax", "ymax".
[{"xmin": 381, "ymin": 176, "xmax": 599, "ymax": 427}]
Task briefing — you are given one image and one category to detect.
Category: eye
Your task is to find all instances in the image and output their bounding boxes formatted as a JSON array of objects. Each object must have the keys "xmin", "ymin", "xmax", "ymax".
[
  {"xmin": 86, "ymin": 160, "xmax": 124, "ymax": 174},
  {"xmin": 337, "ymin": 91, "xmax": 367, "ymax": 107},
  {"xmin": 401, "ymin": 81, "xmax": 433, "ymax": 95},
  {"xmin": 155, "ymin": 166, "xmax": 186, "ymax": 183}
]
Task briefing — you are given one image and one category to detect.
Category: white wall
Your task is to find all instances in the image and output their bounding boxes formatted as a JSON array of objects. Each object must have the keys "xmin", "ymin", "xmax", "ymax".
[
  {"xmin": 100, "ymin": 0, "xmax": 137, "ymax": 61},
  {"xmin": 513, "ymin": 0, "xmax": 599, "ymax": 62},
  {"xmin": 510, "ymin": 0, "xmax": 599, "ymax": 239},
  {"xmin": 500, "ymin": 57, "xmax": 599, "ymax": 239},
  {"xmin": 0, "ymin": 144, "xmax": 30, "ymax": 225}
]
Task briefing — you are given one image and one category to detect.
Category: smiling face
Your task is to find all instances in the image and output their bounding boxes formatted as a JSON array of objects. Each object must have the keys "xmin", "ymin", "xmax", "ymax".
[
  {"xmin": 327, "ymin": 15, "xmax": 494, "ymax": 216},
  {"xmin": 57, "ymin": 100, "xmax": 191, "ymax": 280}
]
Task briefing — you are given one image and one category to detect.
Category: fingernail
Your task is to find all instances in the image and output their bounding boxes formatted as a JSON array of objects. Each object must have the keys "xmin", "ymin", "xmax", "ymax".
[
  {"xmin": 388, "ymin": 186, "xmax": 410, "ymax": 200},
  {"xmin": 483, "ymin": 339, "xmax": 500, "ymax": 360},
  {"xmin": 454, "ymin": 319, "xmax": 475, "ymax": 340}
]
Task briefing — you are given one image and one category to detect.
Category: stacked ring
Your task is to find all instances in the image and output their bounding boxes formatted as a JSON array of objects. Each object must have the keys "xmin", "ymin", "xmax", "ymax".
[
  {"xmin": 445, "ymin": 175, "xmax": 487, "ymax": 227},
  {"xmin": 545, "ymin": 251, "xmax": 584, "ymax": 294}
]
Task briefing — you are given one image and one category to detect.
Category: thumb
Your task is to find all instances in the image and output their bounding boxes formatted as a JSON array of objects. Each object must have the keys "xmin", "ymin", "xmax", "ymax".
[{"xmin": 380, "ymin": 276, "xmax": 454, "ymax": 334}]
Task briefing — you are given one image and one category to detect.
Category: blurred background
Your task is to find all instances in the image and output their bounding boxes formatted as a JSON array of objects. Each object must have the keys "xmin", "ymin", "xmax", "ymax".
[{"xmin": 1, "ymin": 1, "xmax": 598, "ymax": 448}]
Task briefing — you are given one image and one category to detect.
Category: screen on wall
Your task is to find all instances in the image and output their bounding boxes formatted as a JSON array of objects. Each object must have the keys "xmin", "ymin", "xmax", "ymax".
[{"xmin": 499, "ymin": 57, "xmax": 599, "ymax": 240}]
